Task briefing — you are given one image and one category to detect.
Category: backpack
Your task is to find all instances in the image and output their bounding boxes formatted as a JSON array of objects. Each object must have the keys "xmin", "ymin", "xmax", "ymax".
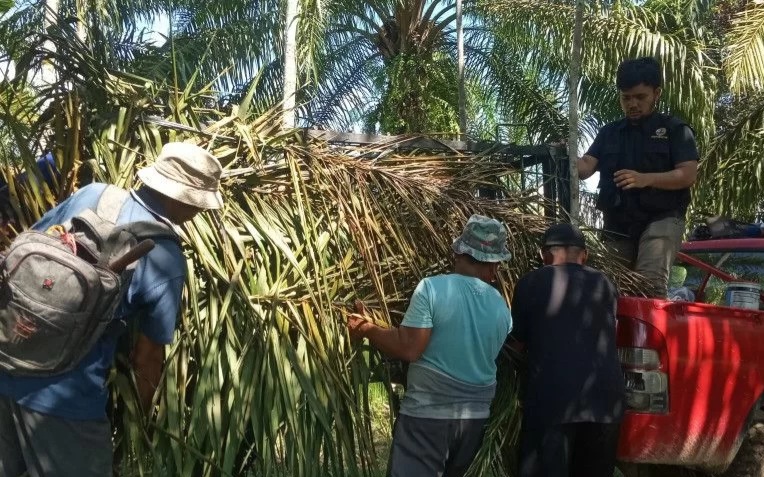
[{"xmin": 0, "ymin": 185, "xmax": 177, "ymax": 377}]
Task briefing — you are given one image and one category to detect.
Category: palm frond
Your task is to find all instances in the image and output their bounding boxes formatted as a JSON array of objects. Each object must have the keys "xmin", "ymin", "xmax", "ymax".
[
  {"xmin": 480, "ymin": 0, "xmax": 716, "ymax": 144},
  {"xmin": 693, "ymin": 94, "xmax": 764, "ymax": 221},
  {"xmin": 724, "ymin": 1, "xmax": 764, "ymax": 94}
]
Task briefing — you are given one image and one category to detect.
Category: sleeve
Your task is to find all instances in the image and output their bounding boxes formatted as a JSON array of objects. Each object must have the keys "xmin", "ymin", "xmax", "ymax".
[
  {"xmin": 585, "ymin": 127, "xmax": 608, "ymax": 165},
  {"xmin": 137, "ymin": 277, "xmax": 185, "ymax": 344},
  {"xmin": 400, "ymin": 279, "xmax": 434, "ymax": 329},
  {"xmin": 605, "ymin": 276, "xmax": 619, "ymax": 326},
  {"xmin": 671, "ymin": 125, "xmax": 700, "ymax": 165},
  {"xmin": 510, "ymin": 277, "xmax": 529, "ymax": 343},
  {"xmin": 130, "ymin": 239, "xmax": 187, "ymax": 344}
]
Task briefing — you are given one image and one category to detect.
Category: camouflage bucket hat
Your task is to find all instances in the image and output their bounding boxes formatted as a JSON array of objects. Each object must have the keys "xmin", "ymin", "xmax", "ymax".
[{"xmin": 451, "ymin": 214, "xmax": 512, "ymax": 263}]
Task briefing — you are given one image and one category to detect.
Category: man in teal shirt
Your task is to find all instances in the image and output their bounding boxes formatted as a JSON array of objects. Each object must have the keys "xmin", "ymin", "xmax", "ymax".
[{"xmin": 347, "ymin": 215, "xmax": 512, "ymax": 477}]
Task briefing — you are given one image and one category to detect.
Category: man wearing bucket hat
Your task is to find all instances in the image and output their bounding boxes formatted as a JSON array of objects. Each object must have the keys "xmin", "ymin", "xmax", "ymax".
[
  {"xmin": 510, "ymin": 223, "xmax": 625, "ymax": 477},
  {"xmin": 347, "ymin": 214, "xmax": 512, "ymax": 477},
  {"xmin": 0, "ymin": 142, "xmax": 223, "ymax": 477}
]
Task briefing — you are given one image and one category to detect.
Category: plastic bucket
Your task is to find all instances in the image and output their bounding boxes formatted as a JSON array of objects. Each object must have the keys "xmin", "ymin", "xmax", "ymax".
[{"xmin": 724, "ymin": 282, "xmax": 761, "ymax": 309}]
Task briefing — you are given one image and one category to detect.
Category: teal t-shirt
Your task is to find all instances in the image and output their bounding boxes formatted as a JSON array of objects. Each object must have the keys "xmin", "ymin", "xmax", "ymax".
[
  {"xmin": 402, "ymin": 274, "xmax": 512, "ymax": 385},
  {"xmin": 400, "ymin": 274, "xmax": 511, "ymax": 418},
  {"xmin": 400, "ymin": 274, "xmax": 512, "ymax": 418}
]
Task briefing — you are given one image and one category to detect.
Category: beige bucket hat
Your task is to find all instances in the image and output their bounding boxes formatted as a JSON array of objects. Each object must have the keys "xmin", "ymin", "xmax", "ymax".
[{"xmin": 137, "ymin": 142, "xmax": 224, "ymax": 210}]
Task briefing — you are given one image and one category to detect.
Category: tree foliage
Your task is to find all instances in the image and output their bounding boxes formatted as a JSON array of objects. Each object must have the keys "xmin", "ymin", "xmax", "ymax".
[
  {"xmin": 0, "ymin": 0, "xmax": 763, "ymax": 475},
  {"xmin": 0, "ymin": 12, "xmax": 655, "ymax": 476},
  {"xmin": 374, "ymin": 53, "xmax": 459, "ymax": 134}
]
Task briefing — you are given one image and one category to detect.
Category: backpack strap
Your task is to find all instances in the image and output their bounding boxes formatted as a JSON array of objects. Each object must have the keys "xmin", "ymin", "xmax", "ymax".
[
  {"xmin": 69, "ymin": 210, "xmax": 125, "ymax": 266},
  {"xmin": 89, "ymin": 186, "xmax": 179, "ymax": 265},
  {"xmin": 116, "ymin": 221, "xmax": 179, "ymax": 243},
  {"xmin": 96, "ymin": 185, "xmax": 130, "ymax": 224},
  {"xmin": 98, "ymin": 185, "xmax": 179, "ymax": 243}
]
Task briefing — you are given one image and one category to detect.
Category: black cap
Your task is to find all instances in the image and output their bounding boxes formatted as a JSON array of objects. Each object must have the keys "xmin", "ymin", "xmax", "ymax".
[{"xmin": 542, "ymin": 223, "xmax": 586, "ymax": 248}]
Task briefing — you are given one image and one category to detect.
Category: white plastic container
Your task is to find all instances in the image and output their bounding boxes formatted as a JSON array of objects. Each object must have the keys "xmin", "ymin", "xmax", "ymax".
[{"xmin": 724, "ymin": 282, "xmax": 761, "ymax": 310}]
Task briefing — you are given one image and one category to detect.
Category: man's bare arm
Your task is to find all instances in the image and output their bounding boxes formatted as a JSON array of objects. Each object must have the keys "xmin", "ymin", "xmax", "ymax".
[
  {"xmin": 131, "ymin": 333, "xmax": 165, "ymax": 415},
  {"xmin": 577, "ymin": 155, "xmax": 599, "ymax": 180},
  {"xmin": 347, "ymin": 316, "xmax": 432, "ymax": 362}
]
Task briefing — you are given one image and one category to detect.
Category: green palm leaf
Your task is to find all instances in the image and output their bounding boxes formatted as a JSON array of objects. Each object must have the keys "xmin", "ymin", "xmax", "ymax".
[{"xmin": 724, "ymin": 1, "xmax": 764, "ymax": 94}]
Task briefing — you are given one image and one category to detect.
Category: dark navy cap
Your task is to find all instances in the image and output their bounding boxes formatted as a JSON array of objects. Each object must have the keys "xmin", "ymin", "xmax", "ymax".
[{"xmin": 542, "ymin": 223, "xmax": 586, "ymax": 248}]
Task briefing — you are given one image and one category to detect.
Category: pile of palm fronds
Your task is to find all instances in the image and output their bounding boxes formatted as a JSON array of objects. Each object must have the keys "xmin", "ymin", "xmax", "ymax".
[{"xmin": 0, "ymin": 26, "xmax": 644, "ymax": 477}]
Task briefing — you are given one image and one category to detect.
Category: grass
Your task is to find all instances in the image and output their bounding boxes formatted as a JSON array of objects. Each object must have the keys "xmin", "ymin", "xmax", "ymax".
[{"xmin": 368, "ymin": 382, "xmax": 396, "ymax": 476}]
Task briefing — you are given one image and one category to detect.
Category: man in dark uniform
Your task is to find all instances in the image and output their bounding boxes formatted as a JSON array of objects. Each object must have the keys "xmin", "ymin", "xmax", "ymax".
[
  {"xmin": 512, "ymin": 223, "xmax": 624, "ymax": 477},
  {"xmin": 578, "ymin": 57, "xmax": 700, "ymax": 297}
]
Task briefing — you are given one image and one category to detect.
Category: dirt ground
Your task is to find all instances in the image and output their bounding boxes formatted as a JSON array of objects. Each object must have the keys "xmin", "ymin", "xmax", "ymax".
[{"xmin": 719, "ymin": 423, "xmax": 764, "ymax": 477}]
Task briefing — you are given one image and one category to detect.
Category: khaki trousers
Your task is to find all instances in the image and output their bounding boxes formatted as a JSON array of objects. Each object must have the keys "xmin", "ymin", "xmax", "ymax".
[{"xmin": 607, "ymin": 216, "xmax": 685, "ymax": 298}]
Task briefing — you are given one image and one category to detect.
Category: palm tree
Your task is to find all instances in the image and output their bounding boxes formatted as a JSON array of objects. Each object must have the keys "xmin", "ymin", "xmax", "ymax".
[
  {"xmin": 282, "ymin": 0, "xmax": 299, "ymax": 128},
  {"xmin": 483, "ymin": 0, "xmax": 716, "ymax": 137},
  {"xmin": 457, "ymin": 0, "xmax": 467, "ymax": 135},
  {"xmin": 287, "ymin": 0, "xmax": 719, "ymax": 157},
  {"xmin": 568, "ymin": 0, "xmax": 585, "ymax": 220},
  {"xmin": 313, "ymin": 0, "xmax": 461, "ymax": 134},
  {"xmin": 694, "ymin": 0, "xmax": 764, "ymax": 221}
]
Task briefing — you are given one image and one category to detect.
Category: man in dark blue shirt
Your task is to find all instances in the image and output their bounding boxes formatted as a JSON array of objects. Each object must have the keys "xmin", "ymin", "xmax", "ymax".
[
  {"xmin": 512, "ymin": 223, "xmax": 624, "ymax": 477},
  {"xmin": 578, "ymin": 57, "xmax": 700, "ymax": 298},
  {"xmin": 0, "ymin": 142, "xmax": 223, "ymax": 477}
]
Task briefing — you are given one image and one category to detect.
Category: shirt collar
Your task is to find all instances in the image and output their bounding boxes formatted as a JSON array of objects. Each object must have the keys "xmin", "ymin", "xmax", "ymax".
[
  {"xmin": 131, "ymin": 187, "xmax": 175, "ymax": 229},
  {"xmin": 616, "ymin": 111, "xmax": 661, "ymax": 132}
]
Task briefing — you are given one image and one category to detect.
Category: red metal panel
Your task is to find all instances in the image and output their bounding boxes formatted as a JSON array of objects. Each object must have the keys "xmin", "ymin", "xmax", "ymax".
[{"xmin": 616, "ymin": 297, "xmax": 764, "ymax": 469}]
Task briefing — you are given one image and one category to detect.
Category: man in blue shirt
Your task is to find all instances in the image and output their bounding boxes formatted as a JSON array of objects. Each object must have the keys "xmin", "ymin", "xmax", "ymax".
[
  {"xmin": 0, "ymin": 142, "xmax": 224, "ymax": 477},
  {"xmin": 347, "ymin": 214, "xmax": 513, "ymax": 477}
]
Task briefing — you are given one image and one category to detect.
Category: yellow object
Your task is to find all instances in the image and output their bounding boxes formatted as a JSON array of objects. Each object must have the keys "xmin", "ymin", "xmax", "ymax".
[{"xmin": 46, "ymin": 224, "xmax": 66, "ymax": 236}]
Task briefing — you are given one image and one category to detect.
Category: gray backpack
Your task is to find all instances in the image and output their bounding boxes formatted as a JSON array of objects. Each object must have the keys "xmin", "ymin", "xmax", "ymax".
[{"xmin": 0, "ymin": 185, "xmax": 177, "ymax": 376}]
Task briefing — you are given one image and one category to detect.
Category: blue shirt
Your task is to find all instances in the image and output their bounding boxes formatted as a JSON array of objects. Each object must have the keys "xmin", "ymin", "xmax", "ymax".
[
  {"xmin": 399, "ymin": 274, "xmax": 512, "ymax": 418},
  {"xmin": 0, "ymin": 183, "xmax": 186, "ymax": 420}
]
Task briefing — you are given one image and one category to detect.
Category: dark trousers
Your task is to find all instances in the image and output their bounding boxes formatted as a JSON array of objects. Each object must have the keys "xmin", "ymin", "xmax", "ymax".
[
  {"xmin": 387, "ymin": 414, "xmax": 488, "ymax": 477},
  {"xmin": 0, "ymin": 396, "xmax": 112, "ymax": 477},
  {"xmin": 519, "ymin": 421, "xmax": 621, "ymax": 477}
]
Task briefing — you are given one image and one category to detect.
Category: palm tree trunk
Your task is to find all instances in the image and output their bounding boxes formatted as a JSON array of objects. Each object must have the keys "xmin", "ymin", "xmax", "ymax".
[
  {"xmin": 41, "ymin": 0, "xmax": 59, "ymax": 85},
  {"xmin": 456, "ymin": 0, "xmax": 466, "ymax": 136},
  {"xmin": 282, "ymin": 0, "xmax": 299, "ymax": 129},
  {"xmin": 567, "ymin": 0, "xmax": 584, "ymax": 220}
]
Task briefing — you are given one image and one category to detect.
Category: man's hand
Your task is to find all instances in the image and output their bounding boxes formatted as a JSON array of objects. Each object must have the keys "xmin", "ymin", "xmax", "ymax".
[
  {"xmin": 344, "ymin": 299, "xmax": 432, "ymax": 361},
  {"xmin": 577, "ymin": 154, "xmax": 599, "ymax": 180},
  {"xmin": 346, "ymin": 300, "xmax": 372, "ymax": 340},
  {"xmin": 346, "ymin": 314, "xmax": 372, "ymax": 340},
  {"xmin": 614, "ymin": 169, "xmax": 652, "ymax": 189}
]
